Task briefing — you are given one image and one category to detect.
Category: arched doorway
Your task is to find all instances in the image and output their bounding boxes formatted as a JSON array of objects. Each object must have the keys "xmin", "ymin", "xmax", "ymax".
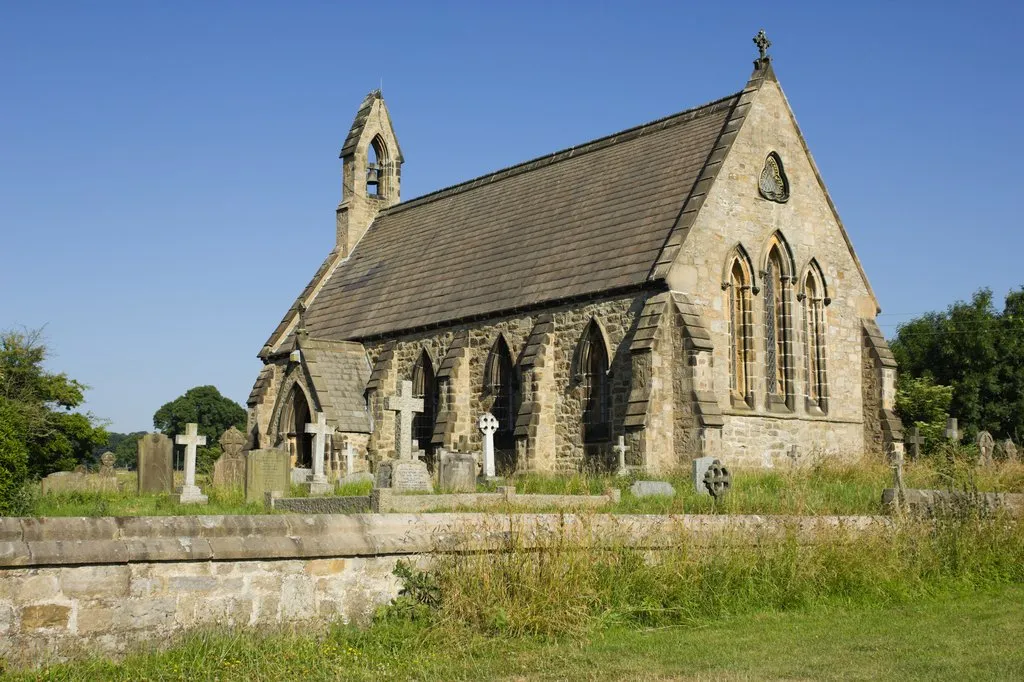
[
  {"xmin": 283, "ymin": 386, "xmax": 313, "ymax": 469},
  {"xmin": 411, "ymin": 350, "xmax": 438, "ymax": 464}
]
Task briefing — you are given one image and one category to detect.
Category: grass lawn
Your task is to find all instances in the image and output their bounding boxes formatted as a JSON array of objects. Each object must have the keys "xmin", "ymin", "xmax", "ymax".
[{"xmin": 14, "ymin": 586, "xmax": 1024, "ymax": 681}]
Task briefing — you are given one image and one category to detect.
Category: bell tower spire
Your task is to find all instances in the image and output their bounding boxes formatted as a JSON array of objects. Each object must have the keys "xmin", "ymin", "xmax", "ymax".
[{"xmin": 336, "ymin": 90, "xmax": 403, "ymax": 256}]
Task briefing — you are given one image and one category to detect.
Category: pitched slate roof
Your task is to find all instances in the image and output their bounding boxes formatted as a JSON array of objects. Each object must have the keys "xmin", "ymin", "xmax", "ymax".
[
  {"xmin": 293, "ymin": 91, "xmax": 741, "ymax": 343},
  {"xmin": 299, "ymin": 339, "xmax": 373, "ymax": 433}
]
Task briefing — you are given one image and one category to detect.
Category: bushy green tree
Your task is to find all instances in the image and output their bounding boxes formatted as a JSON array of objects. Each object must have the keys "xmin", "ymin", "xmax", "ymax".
[
  {"xmin": 0, "ymin": 329, "xmax": 108, "ymax": 511},
  {"xmin": 153, "ymin": 386, "xmax": 246, "ymax": 473},
  {"xmin": 891, "ymin": 287, "xmax": 1024, "ymax": 442},
  {"xmin": 98, "ymin": 431, "xmax": 147, "ymax": 469},
  {"xmin": 895, "ymin": 376, "xmax": 953, "ymax": 454}
]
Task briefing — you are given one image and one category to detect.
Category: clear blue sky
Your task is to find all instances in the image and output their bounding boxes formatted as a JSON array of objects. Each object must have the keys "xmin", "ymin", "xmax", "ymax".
[{"xmin": 2, "ymin": 1, "xmax": 1021, "ymax": 433}]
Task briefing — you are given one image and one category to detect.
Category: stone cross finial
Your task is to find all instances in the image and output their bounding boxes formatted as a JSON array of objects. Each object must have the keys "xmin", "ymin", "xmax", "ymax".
[
  {"xmin": 614, "ymin": 436, "xmax": 628, "ymax": 476},
  {"xmin": 304, "ymin": 411, "xmax": 332, "ymax": 489},
  {"xmin": 754, "ymin": 30, "xmax": 771, "ymax": 61},
  {"xmin": 478, "ymin": 412, "xmax": 499, "ymax": 478},
  {"xmin": 977, "ymin": 431, "xmax": 995, "ymax": 466},
  {"xmin": 385, "ymin": 380, "xmax": 424, "ymax": 460},
  {"xmin": 174, "ymin": 423, "xmax": 207, "ymax": 503}
]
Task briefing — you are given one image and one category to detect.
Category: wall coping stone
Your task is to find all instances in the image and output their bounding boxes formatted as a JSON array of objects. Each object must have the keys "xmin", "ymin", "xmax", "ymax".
[{"xmin": 0, "ymin": 513, "xmax": 892, "ymax": 569}]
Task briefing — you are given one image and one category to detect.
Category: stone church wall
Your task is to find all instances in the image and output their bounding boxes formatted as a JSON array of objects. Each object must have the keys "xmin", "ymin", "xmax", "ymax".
[
  {"xmin": 667, "ymin": 77, "xmax": 883, "ymax": 463},
  {"xmin": 364, "ymin": 293, "xmax": 646, "ymax": 472}
]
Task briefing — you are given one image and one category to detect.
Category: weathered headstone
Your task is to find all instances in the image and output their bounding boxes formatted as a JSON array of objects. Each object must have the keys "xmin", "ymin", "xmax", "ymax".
[
  {"xmin": 630, "ymin": 480, "xmax": 676, "ymax": 498},
  {"xmin": 304, "ymin": 411, "xmax": 332, "ymax": 495},
  {"xmin": 888, "ymin": 444, "xmax": 905, "ymax": 509},
  {"xmin": 213, "ymin": 426, "xmax": 247, "ymax": 488},
  {"xmin": 692, "ymin": 456, "xmax": 717, "ymax": 495},
  {"xmin": 977, "ymin": 431, "xmax": 995, "ymax": 466},
  {"xmin": 98, "ymin": 452, "xmax": 116, "ymax": 477},
  {"xmin": 614, "ymin": 436, "xmax": 629, "ymax": 476},
  {"xmin": 291, "ymin": 467, "xmax": 312, "ymax": 485},
  {"xmin": 702, "ymin": 460, "xmax": 732, "ymax": 499},
  {"xmin": 997, "ymin": 438, "xmax": 1019, "ymax": 462},
  {"xmin": 375, "ymin": 459, "xmax": 433, "ymax": 493},
  {"xmin": 385, "ymin": 380, "xmax": 424, "ymax": 461},
  {"xmin": 761, "ymin": 451, "xmax": 774, "ymax": 469},
  {"xmin": 944, "ymin": 418, "xmax": 959, "ymax": 442},
  {"xmin": 245, "ymin": 448, "xmax": 290, "ymax": 503},
  {"xmin": 137, "ymin": 433, "xmax": 173, "ymax": 494},
  {"xmin": 173, "ymin": 422, "xmax": 208, "ymax": 504},
  {"xmin": 478, "ymin": 412, "xmax": 498, "ymax": 478},
  {"xmin": 344, "ymin": 441, "xmax": 355, "ymax": 478},
  {"xmin": 906, "ymin": 426, "xmax": 925, "ymax": 461},
  {"xmin": 41, "ymin": 470, "xmax": 118, "ymax": 494},
  {"xmin": 439, "ymin": 450, "xmax": 477, "ymax": 492}
]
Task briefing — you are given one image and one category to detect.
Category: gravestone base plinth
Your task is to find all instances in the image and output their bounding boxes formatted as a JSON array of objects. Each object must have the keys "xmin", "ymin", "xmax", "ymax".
[
  {"xmin": 376, "ymin": 460, "xmax": 433, "ymax": 493},
  {"xmin": 305, "ymin": 475, "xmax": 332, "ymax": 496},
  {"xmin": 173, "ymin": 485, "xmax": 208, "ymax": 505}
]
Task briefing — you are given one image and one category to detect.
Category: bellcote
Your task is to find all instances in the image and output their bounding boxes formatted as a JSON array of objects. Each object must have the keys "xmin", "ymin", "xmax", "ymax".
[{"xmin": 336, "ymin": 90, "xmax": 403, "ymax": 255}]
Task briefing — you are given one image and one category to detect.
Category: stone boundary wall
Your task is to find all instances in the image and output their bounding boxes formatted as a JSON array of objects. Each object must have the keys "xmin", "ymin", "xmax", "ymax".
[
  {"xmin": 882, "ymin": 488, "xmax": 1024, "ymax": 517},
  {"xmin": 0, "ymin": 512, "xmax": 890, "ymax": 668}
]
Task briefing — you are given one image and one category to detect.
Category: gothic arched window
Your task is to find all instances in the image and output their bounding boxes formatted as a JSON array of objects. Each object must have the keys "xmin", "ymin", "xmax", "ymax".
[
  {"xmin": 762, "ymin": 235, "xmax": 794, "ymax": 410},
  {"xmin": 411, "ymin": 350, "xmax": 437, "ymax": 456},
  {"xmin": 801, "ymin": 262, "xmax": 829, "ymax": 413},
  {"xmin": 579, "ymin": 320, "xmax": 611, "ymax": 442},
  {"xmin": 485, "ymin": 336, "xmax": 518, "ymax": 448},
  {"xmin": 726, "ymin": 254, "xmax": 753, "ymax": 406}
]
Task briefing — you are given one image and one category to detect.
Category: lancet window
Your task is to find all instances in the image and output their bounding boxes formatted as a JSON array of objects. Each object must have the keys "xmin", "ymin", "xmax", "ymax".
[
  {"xmin": 579, "ymin": 321, "xmax": 611, "ymax": 442},
  {"xmin": 485, "ymin": 336, "xmax": 518, "ymax": 448},
  {"xmin": 411, "ymin": 350, "xmax": 437, "ymax": 456},
  {"xmin": 802, "ymin": 263, "xmax": 829, "ymax": 412},
  {"xmin": 727, "ymin": 255, "xmax": 753, "ymax": 405}
]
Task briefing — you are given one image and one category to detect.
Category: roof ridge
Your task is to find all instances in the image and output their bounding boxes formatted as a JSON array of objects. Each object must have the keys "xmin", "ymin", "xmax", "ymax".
[{"xmin": 378, "ymin": 91, "xmax": 743, "ymax": 217}]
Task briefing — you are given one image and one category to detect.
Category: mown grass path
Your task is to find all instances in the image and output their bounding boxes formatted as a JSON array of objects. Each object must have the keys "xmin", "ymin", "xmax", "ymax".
[{"xmin": 10, "ymin": 586, "xmax": 1022, "ymax": 681}]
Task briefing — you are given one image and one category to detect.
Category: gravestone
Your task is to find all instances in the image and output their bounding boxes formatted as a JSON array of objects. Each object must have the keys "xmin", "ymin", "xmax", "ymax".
[
  {"xmin": 977, "ymin": 431, "xmax": 995, "ymax": 466},
  {"xmin": 213, "ymin": 426, "xmax": 247, "ymax": 488},
  {"xmin": 905, "ymin": 426, "xmax": 925, "ymax": 461},
  {"xmin": 761, "ymin": 451, "xmax": 774, "ymax": 469},
  {"xmin": 41, "ymin": 470, "xmax": 118, "ymax": 494},
  {"xmin": 888, "ymin": 444, "xmax": 905, "ymax": 507},
  {"xmin": 997, "ymin": 438, "xmax": 1019, "ymax": 462},
  {"xmin": 98, "ymin": 452, "xmax": 116, "ymax": 477},
  {"xmin": 614, "ymin": 436, "xmax": 629, "ymax": 476},
  {"xmin": 385, "ymin": 380, "xmax": 424, "ymax": 461},
  {"xmin": 375, "ymin": 459, "xmax": 433, "ymax": 493},
  {"xmin": 702, "ymin": 460, "xmax": 732, "ymax": 499},
  {"xmin": 692, "ymin": 456, "xmax": 717, "ymax": 495},
  {"xmin": 630, "ymin": 480, "xmax": 676, "ymax": 498},
  {"xmin": 304, "ymin": 411, "xmax": 332, "ymax": 495},
  {"xmin": 478, "ymin": 412, "xmax": 498, "ymax": 478},
  {"xmin": 291, "ymin": 467, "xmax": 312, "ymax": 485},
  {"xmin": 137, "ymin": 433, "xmax": 173, "ymax": 494},
  {"xmin": 944, "ymin": 418, "xmax": 959, "ymax": 442},
  {"xmin": 173, "ymin": 422, "xmax": 208, "ymax": 504},
  {"xmin": 439, "ymin": 450, "xmax": 477, "ymax": 492},
  {"xmin": 245, "ymin": 449, "xmax": 290, "ymax": 503}
]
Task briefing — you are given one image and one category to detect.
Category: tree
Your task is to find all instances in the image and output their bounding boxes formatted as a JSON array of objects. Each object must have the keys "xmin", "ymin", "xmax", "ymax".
[
  {"xmin": 895, "ymin": 376, "xmax": 953, "ymax": 454},
  {"xmin": 0, "ymin": 329, "xmax": 108, "ymax": 511},
  {"xmin": 97, "ymin": 431, "xmax": 147, "ymax": 469},
  {"xmin": 153, "ymin": 386, "xmax": 246, "ymax": 474},
  {"xmin": 891, "ymin": 287, "xmax": 1024, "ymax": 443}
]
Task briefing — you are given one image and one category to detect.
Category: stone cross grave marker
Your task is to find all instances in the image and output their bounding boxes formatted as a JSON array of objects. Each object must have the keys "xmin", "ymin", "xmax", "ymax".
[
  {"xmin": 304, "ymin": 411, "xmax": 332, "ymax": 494},
  {"xmin": 478, "ymin": 412, "xmax": 499, "ymax": 478},
  {"xmin": 888, "ymin": 444, "xmax": 906, "ymax": 510},
  {"xmin": 345, "ymin": 441, "xmax": 355, "ymax": 478},
  {"xmin": 174, "ymin": 423, "xmax": 208, "ymax": 504},
  {"xmin": 906, "ymin": 426, "xmax": 925, "ymax": 461},
  {"xmin": 944, "ymin": 418, "xmax": 959, "ymax": 442},
  {"xmin": 137, "ymin": 433, "xmax": 173, "ymax": 494},
  {"xmin": 98, "ymin": 452, "xmax": 115, "ymax": 477},
  {"xmin": 213, "ymin": 426, "xmax": 247, "ymax": 488},
  {"xmin": 385, "ymin": 380, "xmax": 424, "ymax": 461},
  {"xmin": 977, "ymin": 431, "xmax": 995, "ymax": 466},
  {"xmin": 702, "ymin": 460, "xmax": 732, "ymax": 500},
  {"xmin": 614, "ymin": 436, "xmax": 629, "ymax": 476}
]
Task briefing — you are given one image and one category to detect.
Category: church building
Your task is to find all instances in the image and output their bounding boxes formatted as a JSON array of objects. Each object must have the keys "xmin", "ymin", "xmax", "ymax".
[{"xmin": 247, "ymin": 34, "xmax": 903, "ymax": 475}]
